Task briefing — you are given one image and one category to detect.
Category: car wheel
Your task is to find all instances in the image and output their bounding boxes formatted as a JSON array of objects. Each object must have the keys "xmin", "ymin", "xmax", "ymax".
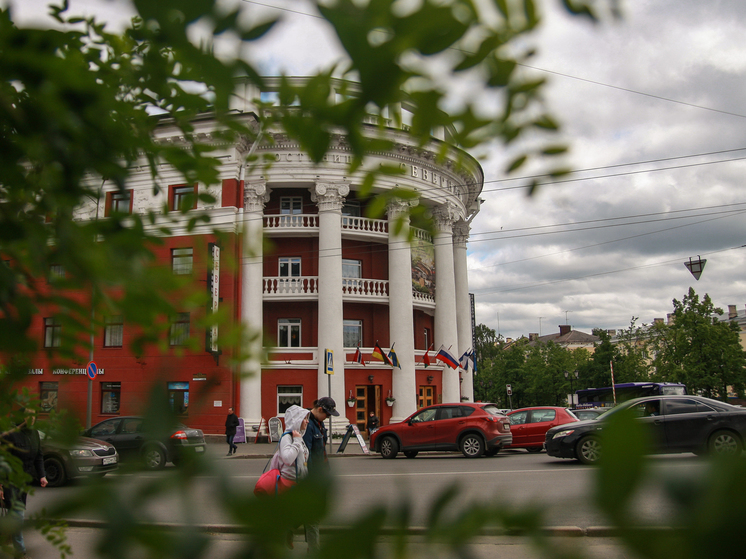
[
  {"xmin": 460, "ymin": 434, "xmax": 484, "ymax": 458},
  {"xmin": 142, "ymin": 445, "xmax": 167, "ymax": 470},
  {"xmin": 44, "ymin": 456, "xmax": 67, "ymax": 487},
  {"xmin": 403, "ymin": 451, "xmax": 418, "ymax": 458},
  {"xmin": 708, "ymin": 430, "xmax": 742, "ymax": 456},
  {"xmin": 526, "ymin": 447, "xmax": 543, "ymax": 454},
  {"xmin": 576, "ymin": 436, "xmax": 601, "ymax": 465},
  {"xmin": 379, "ymin": 437, "xmax": 399, "ymax": 459}
]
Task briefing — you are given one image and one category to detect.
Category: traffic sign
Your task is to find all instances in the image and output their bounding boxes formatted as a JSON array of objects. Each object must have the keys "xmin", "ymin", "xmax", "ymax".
[
  {"xmin": 86, "ymin": 361, "xmax": 98, "ymax": 380},
  {"xmin": 506, "ymin": 384, "xmax": 512, "ymax": 396},
  {"xmin": 325, "ymin": 349, "xmax": 334, "ymax": 375}
]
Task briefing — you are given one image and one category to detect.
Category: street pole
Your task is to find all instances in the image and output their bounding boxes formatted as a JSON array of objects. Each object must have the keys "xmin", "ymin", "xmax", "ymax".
[{"xmin": 86, "ymin": 180, "xmax": 104, "ymax": 429}]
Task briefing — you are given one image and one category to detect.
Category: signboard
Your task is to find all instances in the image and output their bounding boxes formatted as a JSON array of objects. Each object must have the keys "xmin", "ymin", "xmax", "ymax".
[
  {"xmin": 86, "ymin": 361, "xmax": 98, "ymax": 381},
  {"xmin": 206, "ymin": 243, "xmax": 221, "ymax": 358},
  {"xmin": 325, "ymin": 349, "xmax": 334, "ymax": 375},
  {"xmin": 268, "ymin": 416, "xmax": 283, "ymax": 442},
  {"xmin": 234, "ymin": 417, "xmax": 246, "ymax": 444},
  {"xmin": 506, "ymin": 384, "xmax": 512, "ymax": 396},
  {"xmin": 336, "ymin": 424, "xmax": 370, "ymax": 454}
]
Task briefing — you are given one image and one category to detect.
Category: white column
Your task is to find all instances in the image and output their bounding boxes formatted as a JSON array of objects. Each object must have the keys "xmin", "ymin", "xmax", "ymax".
[
  {"xmin": 240, "ymin": 180, "xmax": 269, "ymax": 428},
  {"xmin": 433, "ymin": 204, "xmax": 460, "ymax": 403},
  {"xmin": 387, "ymin": 200, "xmax": 417, "ymax": 422},
  {"xmin": 312, "ymin": 182, "xmax": 348, "ymax": 418},
  {"xmin": 454, "ymin": 221, "xmax": 473, "ymax": 402}
]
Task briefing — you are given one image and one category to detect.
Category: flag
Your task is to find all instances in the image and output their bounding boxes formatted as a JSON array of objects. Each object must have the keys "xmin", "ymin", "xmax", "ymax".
[
  {"xmin": 387, "ymin": 343, "xmax": 401, "ymax": 368},
  {"xmin": 436, "ymin": 345, "xmax": 459, "ymax": 369},
  {"xmin": 422, "ymin": 344, "xmax": 433, "ymax": 368},
  {"xmin": 353, "ymin": 344, "xmax": 364, "ymax": 365},
  {"xmin": 459, "ymin": 349, "xmax": 471, "ymax": 371},
  {"xmin": 471, "ymin": 349, "xmax": 477, "ymax": 374},
  {"xmin": 372, "ymin": 341, "xmax": 393, "ymax": 366}
]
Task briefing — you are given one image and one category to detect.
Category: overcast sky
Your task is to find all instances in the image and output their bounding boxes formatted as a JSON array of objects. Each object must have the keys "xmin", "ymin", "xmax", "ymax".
[{"xmin": 5, "ymin": 0, "xmax": 746, "ymax": 342}]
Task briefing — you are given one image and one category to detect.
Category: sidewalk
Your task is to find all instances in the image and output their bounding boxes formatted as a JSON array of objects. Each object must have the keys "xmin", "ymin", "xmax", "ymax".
[{"xmin": 205, "ymin": 434, "xmax": 372, "ymax": 459}]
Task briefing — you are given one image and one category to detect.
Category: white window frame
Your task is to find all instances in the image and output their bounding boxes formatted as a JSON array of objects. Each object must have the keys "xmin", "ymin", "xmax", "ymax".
[
  {"xmin": 277, "ymin": 385, "xmax": 303, "ymax": 416},
  {"xmin": 279, "ymin": 257, "xmax": 301, "ymax": 277},
  {"xmin": 170, "ymin": 312, "xmax": 190, "ymax": 346},
  {"xmin": 104, "ymin": 315, "xmax": 124, "ymax": 348},
  {"xmin": 343, "ymin": 319, "xmax": 362, "ymax": 348},
  {"xmin": 278, "ymin": 318, "xmax": 301, "ymax": 348},
  {"xmin": 172, "ymin": 247, "xmax": 194, "ymax": 275},
  {"xmin": 280, "ymin": 197, "xmax": 303, "ymax": 214}
]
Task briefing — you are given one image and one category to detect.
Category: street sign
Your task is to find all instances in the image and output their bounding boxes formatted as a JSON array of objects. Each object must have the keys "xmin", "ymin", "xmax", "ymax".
[
  {"xmin": 506, "ymin": 384, "xmax": 512, "ymax": 396},
  {"xmin": 325, "ymin": 349, "xmax": 334, "ymax": 375},
  {"xmin": 86, "ymin": 361, "xmax": 98, "ymax": 381}
]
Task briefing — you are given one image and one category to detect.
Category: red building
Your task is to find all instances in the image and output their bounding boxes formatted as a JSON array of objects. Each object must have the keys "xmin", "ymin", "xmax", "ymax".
[{"xmin": 14, "ymin": 78, "xmax": 484, "ymax": 435}]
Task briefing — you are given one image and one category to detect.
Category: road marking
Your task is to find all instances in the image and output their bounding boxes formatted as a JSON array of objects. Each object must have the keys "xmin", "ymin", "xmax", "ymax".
[{"xmin": 338, "ymin": 469, "xmax": 587, "ymax": 477}]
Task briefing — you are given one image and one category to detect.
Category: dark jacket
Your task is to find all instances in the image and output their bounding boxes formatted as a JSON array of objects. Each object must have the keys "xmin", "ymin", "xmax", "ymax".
[
  {"xmin": 366, "ymin": 415, "xmax": 380, "ymax": 431},
  {"xmin": 225, "ymin": 413, "xmax": 240, "ymax": 436},
  {"xmin": 302, "ymin": 412, "xmax": 328, "ymax": 471},
  {"xmin": 4, "ymin": 425, "xmax": 46, "ymax": 483}
]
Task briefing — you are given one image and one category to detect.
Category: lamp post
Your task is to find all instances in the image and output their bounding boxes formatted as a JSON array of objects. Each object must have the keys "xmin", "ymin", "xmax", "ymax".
[{"xmin": 564, "ymin": 370, "xmax": 579, "ymax": 407}]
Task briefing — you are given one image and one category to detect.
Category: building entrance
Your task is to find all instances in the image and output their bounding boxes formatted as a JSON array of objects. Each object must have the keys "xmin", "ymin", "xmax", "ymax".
[
  {"xmin": 418, "ymin": 385, "xmax": 435, "ymax": 408},
  {"xmin": 355, "ymin": 385, "xmax": 381, "ymax": 435}
]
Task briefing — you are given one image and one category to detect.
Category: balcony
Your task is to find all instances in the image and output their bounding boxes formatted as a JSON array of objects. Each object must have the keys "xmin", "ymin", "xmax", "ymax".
[
  {"xmin": 263, "ymin": 214, "xmax": 388, "ymax": 242},
  {"xmin": 263, "ymin": 277, "xmax": 319, "ymax": 301},
  {"xmin": 342, "ymin": 278, "xmax": 389, "ymax": 302}
]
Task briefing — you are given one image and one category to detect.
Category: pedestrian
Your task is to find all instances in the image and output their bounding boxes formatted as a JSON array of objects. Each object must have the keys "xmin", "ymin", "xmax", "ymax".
[
  {"xmin": 302, "ymin": 396, "xmax": 339, "ymax": 552},
  {"xmin": 1, "ymin": 407, "xmax": 48, "ymax": 559},
  {"xmin": 366, "ymin": 411, "xmax": 379, "ymax": 438},
  {"xmin": 225, "ymin": 407, "xmax": 239, "ymax": 455},
  {"xmin": 267, "ymin": 404, "xmax": 310, "ymax": 548}
]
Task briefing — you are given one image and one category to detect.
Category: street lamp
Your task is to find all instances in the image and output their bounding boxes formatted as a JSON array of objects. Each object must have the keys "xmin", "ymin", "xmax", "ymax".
[{"xmin": 564, "ymin": 370, "xmax": 579, "ymax": 407}]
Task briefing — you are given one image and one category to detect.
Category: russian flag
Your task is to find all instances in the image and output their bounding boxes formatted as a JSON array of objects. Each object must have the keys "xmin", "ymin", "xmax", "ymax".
[
  {"xmin": 354, "ymin": 345, "xmax": 364, "ymax": 365},
  {"xmin": 436, "ymin": 345, "xmax": 459, "ymax": 369}
]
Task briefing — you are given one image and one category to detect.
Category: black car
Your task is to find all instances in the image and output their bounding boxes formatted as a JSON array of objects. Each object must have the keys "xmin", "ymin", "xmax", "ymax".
[
  {"xmin": 82, "ymin": 416, "xmax": 206, "ymax": 470},
  {"xmin": 546, "ymin": 395, "xmax": 746, "ymax": 464},
  {"xmin": 570, "ymin": 408, "xmax": 607, "ymax": 421},
  {"xmin": 41, "ymin": 433, "xmax": 119, "ymax": 487}
]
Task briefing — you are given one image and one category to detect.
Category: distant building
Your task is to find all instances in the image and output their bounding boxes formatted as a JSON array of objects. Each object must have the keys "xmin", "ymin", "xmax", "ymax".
[{"xmin": 526, "ymin": 325, "xmax": 599, "ymax": 351}]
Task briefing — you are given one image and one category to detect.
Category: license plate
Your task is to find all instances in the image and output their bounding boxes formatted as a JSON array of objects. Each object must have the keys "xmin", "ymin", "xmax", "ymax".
[
  {"xmin": 195, "ymin": 446, "xmax": 205, "ymax": 453},
  {"xmin": 103, "ymin": 456, "xmax": 117, "ymax": 465}
]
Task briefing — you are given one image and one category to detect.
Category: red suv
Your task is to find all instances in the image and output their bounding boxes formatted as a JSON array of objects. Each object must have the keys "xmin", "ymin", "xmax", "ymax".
[{"xmin": 370, "ymin": 403, "xmax": 512, "ymax": 458}]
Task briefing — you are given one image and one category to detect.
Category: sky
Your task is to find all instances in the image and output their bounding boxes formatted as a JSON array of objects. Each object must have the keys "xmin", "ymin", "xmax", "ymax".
[{"xmin": 5, "ymin": 0, "xmax": 746, "ymax": 342}]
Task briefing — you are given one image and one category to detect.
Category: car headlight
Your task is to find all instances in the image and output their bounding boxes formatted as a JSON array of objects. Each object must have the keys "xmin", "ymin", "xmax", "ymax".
[
  {"xmin": 552, "ymin": 429, "xmax": 575, "ymax": 439},
  {"xmin": 68, "ymin": 449, "xmax": 95, "ymax": 458}
]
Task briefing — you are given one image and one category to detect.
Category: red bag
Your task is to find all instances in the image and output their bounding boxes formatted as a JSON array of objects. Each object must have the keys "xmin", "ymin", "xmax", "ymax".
[{"xmin": 254, "ymin": 468, "xmax": 296, "ymax": 497}]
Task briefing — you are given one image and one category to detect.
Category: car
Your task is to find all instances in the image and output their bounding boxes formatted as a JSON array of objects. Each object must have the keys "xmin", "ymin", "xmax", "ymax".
[
  {"xmin": 570, "ymin": 408, "xmax": 607, "ymax": 421},
  {"xmin": 82, "ymin": 416, "xmax": 206, "ymax": 470},
  {"xmin": 40, "ymin": 432, "xmax": 119, "ymax": 487},
  {"xmin": 545, "ymin": 395, "xmax": 746, "ymax": 465},
  {"xmin": 506, "ymin": 407, "xmax": 579, "ymax": 452},
  {"xmin": 370, "ymin": 402, "xmax": 512, "ymax": 459}
]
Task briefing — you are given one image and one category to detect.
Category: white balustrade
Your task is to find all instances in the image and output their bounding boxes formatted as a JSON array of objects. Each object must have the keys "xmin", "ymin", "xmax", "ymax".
[
  {"xmin": 264, "ymin": 277, "xmax": 319, "ymax": 296},
  {"xmin": 342, "ymin": 278, "xmax": 389, "ymax": 298},
  {"xmin": 263, "ymin": 214, "xmax": 319, "ymax": 230},
  {"xmin": 341, "ymin": 216, "xmax": 388, "ymax": 235}
]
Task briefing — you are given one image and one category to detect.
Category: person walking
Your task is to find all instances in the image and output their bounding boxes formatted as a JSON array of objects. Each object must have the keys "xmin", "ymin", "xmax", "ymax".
[
  {"xmin": 1, "ymin": 407, "xmax": 48, "ymax": 559},
  {"xmin": 225, "ymin": 407, "xmax": 240, "ymax": 455},
  {"xmin": 302, "ymin": 397, "xmax": 339, "ymax": 552}
]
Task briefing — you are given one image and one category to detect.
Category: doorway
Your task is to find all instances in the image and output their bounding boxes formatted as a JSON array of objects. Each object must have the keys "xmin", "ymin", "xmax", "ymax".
[
  {"xmin": 418, "ymin": 385, "xmax": 434, "ymax": 409},
  {"xmin": 355, "ymin": 385, "xmax": 381, "ymax": 435}
]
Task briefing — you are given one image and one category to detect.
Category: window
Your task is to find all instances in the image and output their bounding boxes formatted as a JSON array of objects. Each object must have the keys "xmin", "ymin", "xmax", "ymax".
[
  {"xmin": 39, "ymin": 382, "xmax": 58, "ymax": 413},
  {"xmin": 342, "ymin": 201, "xmax": 361, "ymax": 217},
  {"xmin": 508, "ymin": 410, "xmax": 528, "ymax": 425},
  {"xmin": 278, "ymin": 385, "xmax": 303, "ymax": 415},
  {"xmin": 424, "ymin": 328, "xmax": 431, "ymax": 351},
  {"xmin": 278, "ymin": 318, "xmax": 300, "ymax": 347},
  {"xmin": 107, "ymin": 190, "xmax": 132, "ymax": 215},
  {"xmin": 342, "ymin": 259, "xmax": 362, "ymax": 292},
  {"xmin": 529, "ymin": 410, "xmax": 556, "ymax": 423},
  {"xmin": 343, "ymin": 319, "xmax": 362, "ymax": 348},
  {"xmin": 167, "ymin": 382, "xmax": 190, "ymax": 414},
  {"xmin": 90, "ymin": 418, "xmax": 120, "ymax": 437},
  {"xmin": 664, "ymin": 399, "xmax": 702, "ymax": 415},
  {"xmin": 171, "ymin": 185, "xmax": 196, "ymax": 211},
  {"xmin": 279, "ymin": 257, "xmax": 301, "ymax": 278},
  {"xmin": 280, "ymin": 197, "xmax": 303, "ymax": 214},
  {"xmin": 101, "ymin": 382, "xmax": 121, "ymax": 414},
  {"xmin": 49, "ymin": 264, "xmax": 65, "ymax": 281},
  {"xmin": 411, "ymin": 408, "xmax": 437, "ymax": 423},
  {"xmin": 170, "ymin": 312, "xmax": 190, "ymax": 346},
  {"xmin": 104, "ymin": 315, "xmax": 123, "ymax": 348},
  {"xmin": 44, "ymin": 317, "xmax": 61, "ymax": 348},
  {"xmin": 172, "ymin": 247, "xmax": 194, "ymax": 275}
]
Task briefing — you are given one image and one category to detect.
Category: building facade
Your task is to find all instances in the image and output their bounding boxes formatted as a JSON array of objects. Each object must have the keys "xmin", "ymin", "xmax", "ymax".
[{"xmin": 16, "ymin": 78, "xmax": 484, "ymax": 434}]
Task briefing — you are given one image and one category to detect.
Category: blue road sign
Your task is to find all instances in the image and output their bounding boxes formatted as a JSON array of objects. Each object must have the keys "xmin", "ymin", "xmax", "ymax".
[{"xmin": 87, "ymin": 361, "xmax": 98, "ymax": 380}]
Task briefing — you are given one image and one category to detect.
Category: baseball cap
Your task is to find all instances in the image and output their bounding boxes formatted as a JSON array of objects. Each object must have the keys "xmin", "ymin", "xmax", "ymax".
[{"xmin": 318, "ymin": 397, "xmax": 339, "ymax": 417}]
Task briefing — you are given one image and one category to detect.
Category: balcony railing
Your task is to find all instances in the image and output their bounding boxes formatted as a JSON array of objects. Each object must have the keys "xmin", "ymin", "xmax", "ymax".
[
  {"xmin": 341, "ymin": 216, "xmax": 388, "ymax": 236},
  {"xmin": 342, "ymin": 278, "xmax": 389, "ymax": 299},
  {"xmin": 264, "ymin": 277, "xmax": 319, "ymax": 298},
  {"xmin": 264, "ymin": 214, "xmax": 319, "ymax": 233}
]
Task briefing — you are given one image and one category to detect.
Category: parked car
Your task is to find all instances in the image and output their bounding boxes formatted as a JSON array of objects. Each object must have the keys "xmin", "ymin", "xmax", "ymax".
[
  {"xmin": 40, "ymin": 432, "xmax": 119, "ymax": 487},
  {"xmin": 506, "ymin": 407, "xmax": 579, "ymax": 452},
  {"xmin": 570, "ymin": 408, "xmax": 607, "ymax": 421},
  {"xmin": 546, "ymin": 395, "xmax": 746, "ymax": 465},
  {"xmin": 82, "ymin": 416, "xmax": 206, "ymax": 470},
  {"xmin": 370, "ymin": 402, "xmax": 512, "ymax": 459}
]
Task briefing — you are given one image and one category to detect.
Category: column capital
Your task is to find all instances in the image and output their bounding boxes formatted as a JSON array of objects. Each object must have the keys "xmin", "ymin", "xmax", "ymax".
[
  {"xmin": 387, "ymin": 197, "xmax": 418, "ymax": 220},
  {"xmin": 312, "ymin": 181, "xmax": 350, "ymax": 212},
  {"xmin": 432, "ymin": 203, "xmax": 460, "ymax": 234},
  {"xmin": 452, "ymin": 220, "xmax": 470, "ymax": 248},
  {"xmin": 244, "ymin": 180, "xmax": 269, "ymax": 213}
]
